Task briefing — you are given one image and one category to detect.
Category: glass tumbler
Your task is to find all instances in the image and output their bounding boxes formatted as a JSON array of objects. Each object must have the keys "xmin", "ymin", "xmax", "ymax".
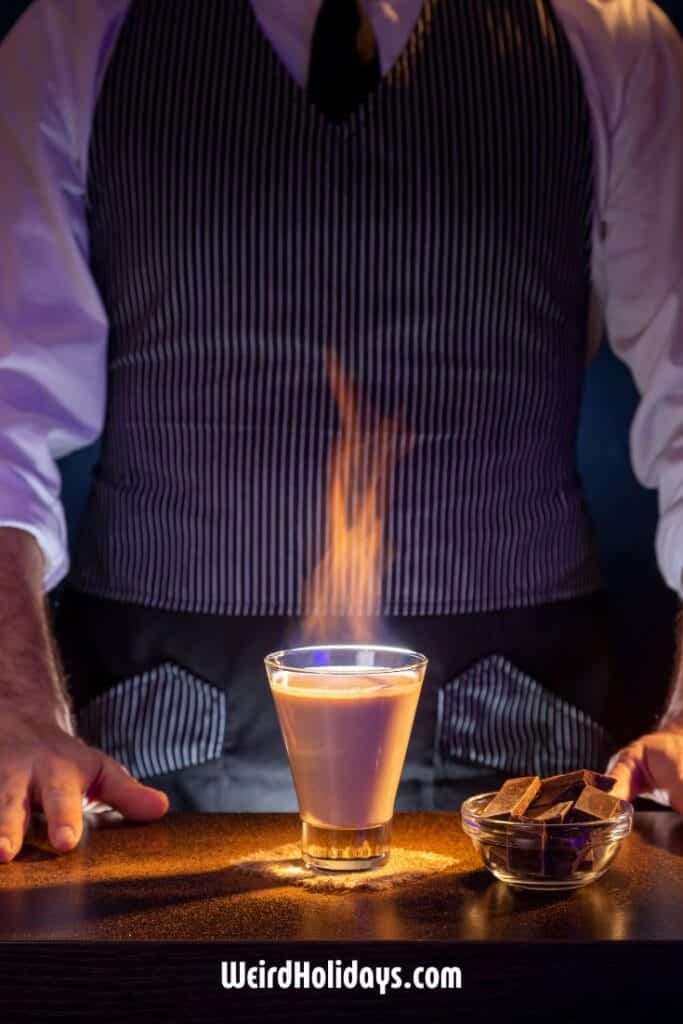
[{"xmin": 265, "ymin": 644, "xmax": 427, "ymax": 871}]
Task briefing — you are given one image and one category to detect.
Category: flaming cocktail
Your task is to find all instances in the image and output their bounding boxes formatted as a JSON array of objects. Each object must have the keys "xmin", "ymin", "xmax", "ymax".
[
  {"xmin": 267, "ymin": 351, "xmax": 424, "ymax": 869},
  {"xmin": 265, "ymin": 644, "xmax": 427, "ymax": 871}
]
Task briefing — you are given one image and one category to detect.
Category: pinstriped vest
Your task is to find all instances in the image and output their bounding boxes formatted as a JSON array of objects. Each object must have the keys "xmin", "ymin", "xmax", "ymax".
[{"xmin": 73, "ymin": 0, "xmax": 601, "ymax": 617}]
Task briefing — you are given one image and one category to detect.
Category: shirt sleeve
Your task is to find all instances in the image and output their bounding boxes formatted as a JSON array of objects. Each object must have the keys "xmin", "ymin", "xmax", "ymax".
[
  {"xmin": 590, "ymin": 0, "xmax": 683, "ymax": 596},
  {"xmin": 0, "ymin": 1, "xmax": 127, "ymax": 591}
]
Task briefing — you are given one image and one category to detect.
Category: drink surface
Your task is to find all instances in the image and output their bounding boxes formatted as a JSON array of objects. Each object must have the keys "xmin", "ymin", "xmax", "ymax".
[{"xmin": 270, "ymin": 668, "xmax": 423, "ymax": 828}]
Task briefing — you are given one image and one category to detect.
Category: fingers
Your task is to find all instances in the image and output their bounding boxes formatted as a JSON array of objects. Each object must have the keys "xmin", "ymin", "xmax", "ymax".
[
  {"xmin": 607, "ymin": 741, "xmax": 651, "ymax": 802},
  {"xmin": 38, "ymin": 765, "xmax": 85, "ymax": 853},
  {"xmin": 606, "ymin": 760, "xmax": 632, "ymax": 801},
  {"xmin": 91, "ymin": 758, "xmax": 169, "ymax": 821},
  {"xmin": 31, "ymin": 755, "xmax": 168, "ymax": 856},
  {"xmin": 0, "ymin": 771, "xmax": 31, "ymax": 863},
  {"xmin": 607, "ymin": 730, "xmax": 683, "ymax": 810}
]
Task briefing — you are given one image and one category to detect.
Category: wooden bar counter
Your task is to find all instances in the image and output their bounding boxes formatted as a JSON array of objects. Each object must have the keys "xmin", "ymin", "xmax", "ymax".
[{"xmin": 0, "ymin": 810, "xmax": 682, "ymax": 941}]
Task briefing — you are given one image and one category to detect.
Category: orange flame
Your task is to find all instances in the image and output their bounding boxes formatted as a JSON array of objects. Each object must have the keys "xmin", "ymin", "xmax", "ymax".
[{"xmin": 302, "ymin": 350, "xmax": 411, "ymax": 643}]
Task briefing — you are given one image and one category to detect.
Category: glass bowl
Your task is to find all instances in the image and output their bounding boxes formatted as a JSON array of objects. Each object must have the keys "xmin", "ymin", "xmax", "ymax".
[{"xmin": 461, "ymin": 792, "xmax": 634, "ymax": 892}]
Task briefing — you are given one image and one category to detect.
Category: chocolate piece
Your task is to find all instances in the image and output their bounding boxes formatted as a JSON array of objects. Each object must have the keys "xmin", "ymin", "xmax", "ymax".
[
  {"xmin": 486, "ymin": 845, "xmax": 511, "ymax": 875},
  {"xmin": 543, "ymin": 829, "xmax": 592, "ymax": 880},
  {"xmin": 571, "ymin": 785, "xmax": 621, "ymax": 822},
  {"xmin": 530, "ymin": 772, "xmax": 586, "ymax": 810},
  {"xmin": 582, "ymin": 771, "xmax": 617, "ymax": 794},
  {"xmin": 543, "ymin": 844, "xmax": 582, "ymax": 880},
  {"xmin": 481, "ymin": 776, "xmax": 541, "ymax": 819},
  {"xmin": 541, "ymin": 770, "xmax": 588, "ymax": 789},
  {"xmin": 509, "ymin": 842, "xmax": 545, "ymax": 876},
  {"xmin": 522, "ymin": 800, "xmax": 573, "ymax": 824},
  {"xmin": 527, "ymin": 770, "xmax": 617, "ymax": 814}
]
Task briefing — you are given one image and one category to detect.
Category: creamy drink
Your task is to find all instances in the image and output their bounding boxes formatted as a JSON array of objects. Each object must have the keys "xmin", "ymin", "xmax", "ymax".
[
  {"xmin": 265, "ymin": 646, "xmax": 427, "ymax": 871},
  {"xmin": 269, "ymin": 669, "xmax": 422, "ymax": 828}
]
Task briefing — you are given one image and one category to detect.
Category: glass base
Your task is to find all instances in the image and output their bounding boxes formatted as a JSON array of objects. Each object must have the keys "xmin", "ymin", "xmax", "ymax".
[{"xmin": 301, "ymin": 821, "xmax": 391, "ymax": 872}]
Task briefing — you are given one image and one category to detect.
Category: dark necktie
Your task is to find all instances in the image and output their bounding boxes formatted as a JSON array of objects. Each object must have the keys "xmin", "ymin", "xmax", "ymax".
[{"xmin": 306, "ymin": 0, "xmax": 382, "ymax": 124}]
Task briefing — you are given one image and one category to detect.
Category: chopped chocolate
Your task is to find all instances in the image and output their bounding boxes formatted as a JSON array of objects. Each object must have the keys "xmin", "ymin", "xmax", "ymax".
[
  {"xmin": 481, "ymin": 776, "xmax": 541, "ymax": 819},
  {"xmin": 530, "ymin": 773, "xmax": 585, "ymax": 810},
  {"xmin": 520, "ymin": 770, "xmax": 618, "ymax": 818},
  {"xmin": 582, "ymin": 771, "xmax": 617, "ymax": 794},
  {"xmin": 522, "ymin": 800, "xmax": 573, "ymax": 824},
  {"xmin": 543, "ymin": 842, "xmax": 583, "ymax": 880},
  {"xmin": 474, "ymin": 769, "xmax": 624, "ymax": 883},
  {"xmin": 509, "ymin": 842, "xmax": 545, "ymax": 876},
  {"xmin": 542, "ymin": 827, "xmax": 592, "ymax": 879},
  {"xmin": 570, "ymin": 785, "xmax": 622, "ymax": 822},
  {"xmin": 540, "ymin": 770, "xmax": 588, "ymax": 790},
  {"xmin": 486, "ymin": 845, "xmax": 511, "ymax": 875},
  {"xmin": 531, "ymin": 770, "xmax": 614, "ymax": 809}
]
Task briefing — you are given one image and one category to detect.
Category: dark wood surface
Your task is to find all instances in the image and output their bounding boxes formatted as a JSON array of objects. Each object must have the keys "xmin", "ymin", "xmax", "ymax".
[{"xmin": 0, "ymin": 811, "xmax": 682, "ymax": 941}]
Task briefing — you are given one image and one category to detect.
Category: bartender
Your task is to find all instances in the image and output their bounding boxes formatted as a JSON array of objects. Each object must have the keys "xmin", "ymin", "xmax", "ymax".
[{"xmin": 0, "ymin": 0, "xmax": 682, "ymax": 862}]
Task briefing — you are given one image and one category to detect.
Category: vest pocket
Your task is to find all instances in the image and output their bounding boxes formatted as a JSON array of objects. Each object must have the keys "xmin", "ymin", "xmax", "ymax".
[
  {"xmin": 437, "ymin": 654, "xmax": 614, "ymax": 778},
  {"xmin": 76, "ymin": 661, "xmax": 228, "ymax": 779}
]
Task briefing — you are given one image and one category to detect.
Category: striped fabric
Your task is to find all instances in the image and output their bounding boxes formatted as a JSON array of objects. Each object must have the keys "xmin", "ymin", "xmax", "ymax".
[
  {"xmin": 438, "ymin": 655, "xmax": 613, "ymax": 776},
  {"xmin": 77, "ymin": 662, "xmax": 228, "ymax": 778},
  {"xmin": 73, "ymin": 0, "xmax": 600, "ymax": 617}
]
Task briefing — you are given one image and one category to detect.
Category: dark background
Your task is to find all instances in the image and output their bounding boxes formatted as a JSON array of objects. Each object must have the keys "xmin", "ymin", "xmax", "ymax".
[{"xmin": 2, "ymin": 0, "xmax": 683, "ymax": 742}]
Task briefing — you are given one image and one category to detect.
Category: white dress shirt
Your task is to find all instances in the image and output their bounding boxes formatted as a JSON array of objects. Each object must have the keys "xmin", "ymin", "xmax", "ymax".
[{"xmin": 0, "ymin": 0, "xmax": 682, "ymax": 595}]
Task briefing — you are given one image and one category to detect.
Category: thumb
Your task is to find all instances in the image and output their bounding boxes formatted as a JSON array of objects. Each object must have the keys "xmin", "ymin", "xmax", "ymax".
[
  {"xmin": 93, "ymin": 758, "xmax": 170, "ymax": 820},
  {"xmin": 607, "ymin": 759, "xmax": 635, "ymax": 801},
  {"xmin": 607, "ymin": 741, "xmax": 651, "ymax": 802}
]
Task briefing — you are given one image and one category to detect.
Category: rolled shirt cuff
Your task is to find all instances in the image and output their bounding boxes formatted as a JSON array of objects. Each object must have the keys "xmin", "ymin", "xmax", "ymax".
[{"xmin": 0, "ymin": 481, "xmax": 69, "ymax": 592}]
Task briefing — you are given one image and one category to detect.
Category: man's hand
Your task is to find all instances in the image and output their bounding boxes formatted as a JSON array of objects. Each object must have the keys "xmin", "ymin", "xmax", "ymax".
[
  {"xmin": 0, "ymin": 528, "xmax": 168, "ymax": 864},
  {"xmin": 607, "ymin": 723, "xmax": 683, "ymax": 813},
  {"xmin": 0, "ymin": 698, "xmax": 169, "ymax": 862}
]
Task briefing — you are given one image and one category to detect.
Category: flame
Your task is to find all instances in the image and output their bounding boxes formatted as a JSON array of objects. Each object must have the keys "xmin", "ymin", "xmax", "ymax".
[{"xmin": 302, "ymin": 351, "xmax": 411, "ymax": 643}]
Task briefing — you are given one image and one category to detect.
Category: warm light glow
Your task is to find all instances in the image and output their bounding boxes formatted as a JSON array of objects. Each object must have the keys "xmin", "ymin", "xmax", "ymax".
[{"xmin": 302, "ymin": 350, "xmax": 412, "ymax": 643}]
